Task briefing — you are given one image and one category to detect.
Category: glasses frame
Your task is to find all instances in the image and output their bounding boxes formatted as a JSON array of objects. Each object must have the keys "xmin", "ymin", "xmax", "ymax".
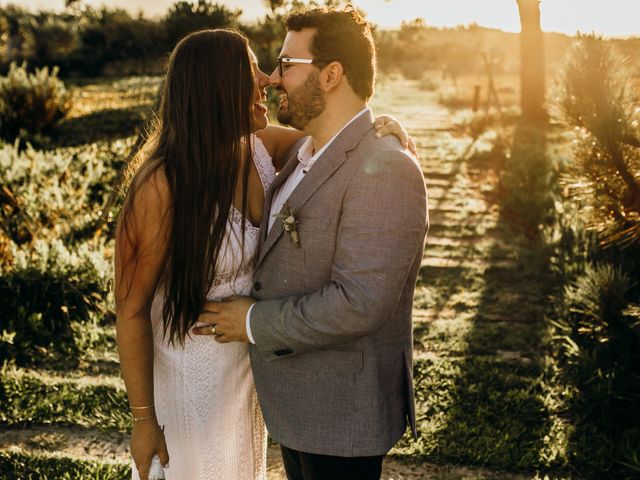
[{"xmin": 277, "ymin": 56, "xmax": 326, "ymax": 77}]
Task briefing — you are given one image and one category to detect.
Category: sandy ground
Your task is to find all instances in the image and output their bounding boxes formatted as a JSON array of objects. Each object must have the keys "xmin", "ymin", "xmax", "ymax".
[{"xmin": 0, "ymin": 426, "xmax": 535, "ymax": 479}]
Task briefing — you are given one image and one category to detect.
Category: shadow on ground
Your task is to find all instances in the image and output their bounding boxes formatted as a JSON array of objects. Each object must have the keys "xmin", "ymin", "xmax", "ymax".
[
  {"xmin": 52, "ymin": 107, "xmax": 151, "ymax": 148},
  {"xmin": 403, "ymin": 123, "xmax": 566, "ymax": 474}
]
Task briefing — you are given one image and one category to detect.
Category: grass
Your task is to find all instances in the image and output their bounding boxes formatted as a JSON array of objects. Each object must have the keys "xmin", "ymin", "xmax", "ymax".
[
  {"xmin": 66, "ymin": 76, "xmax": 160, "ymax": 118},
  {"xmin": 0, "ymin": 451, "xmax": 128, "ymax": 480},
  {"xmin": 403, "ymin": 357, "xmax": 555, "ymax": 470},
  {"xmin": 382, "ymin": 94, "xmax": 573, "ymax": 475},
  {"xmin": 0, "ymin": 75, "xmax": 591, "ymax": 478},
  {"xmin": 52, "ymin": 76, "xmax": 160, "ymax": 148},
  {"xmin": 0, "ymin": 368, "xmax": 129, "ymax": 431}
]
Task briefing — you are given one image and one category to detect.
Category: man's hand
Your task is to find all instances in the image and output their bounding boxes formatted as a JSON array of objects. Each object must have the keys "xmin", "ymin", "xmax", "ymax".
[{"xmin": 192, "ymin": 296, "xmax": 255, "ymax": 343}]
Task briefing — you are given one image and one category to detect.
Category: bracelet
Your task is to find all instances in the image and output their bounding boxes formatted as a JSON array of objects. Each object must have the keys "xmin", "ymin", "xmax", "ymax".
[
  {"xmin": 129, "ymin": 404, "xmax": 155, "ymax": 410},
  {"xmin": 132, "ymin": 414, "xmax": 156, "ymax": 422}
]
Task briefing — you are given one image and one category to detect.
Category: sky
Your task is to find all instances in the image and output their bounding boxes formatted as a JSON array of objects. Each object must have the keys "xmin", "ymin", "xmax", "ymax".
[{"xmin": 4, "ymin": 0, "xmax": 638, "ymax": 37}]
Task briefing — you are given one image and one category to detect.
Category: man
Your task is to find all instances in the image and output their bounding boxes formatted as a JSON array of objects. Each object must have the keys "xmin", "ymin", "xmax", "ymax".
[{"xmin": 197, "ymin": 7, "xmax": 428, "ymax": 479}]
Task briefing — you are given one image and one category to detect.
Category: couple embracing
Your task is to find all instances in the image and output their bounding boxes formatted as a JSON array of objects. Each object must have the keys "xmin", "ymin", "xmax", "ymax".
[{"xmin": 115, "ymin": 7, "xmax": 428, "ymax": 480}]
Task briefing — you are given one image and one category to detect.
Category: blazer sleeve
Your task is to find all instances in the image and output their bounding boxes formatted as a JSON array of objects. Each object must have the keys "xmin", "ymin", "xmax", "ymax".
[{"xmin": 250, "ymin": 148, "xmax": 429, "ymax": 360}]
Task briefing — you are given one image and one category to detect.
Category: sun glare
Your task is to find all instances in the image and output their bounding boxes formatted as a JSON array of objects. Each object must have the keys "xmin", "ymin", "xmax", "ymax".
[{"xmin": 6, "ymin": 0, "xmax": 640, "ymax": 37}]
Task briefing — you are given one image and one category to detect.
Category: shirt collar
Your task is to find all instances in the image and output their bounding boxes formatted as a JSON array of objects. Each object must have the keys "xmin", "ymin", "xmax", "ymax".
[{"xmin": 297, "ymin": 107, "xmax": 370, "ymax": 169}]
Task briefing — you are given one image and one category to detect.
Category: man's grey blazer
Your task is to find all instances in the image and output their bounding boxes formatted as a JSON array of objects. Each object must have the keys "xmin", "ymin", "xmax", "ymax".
[{"xmin": 249, "ymin": 110, "xmax": 428, "ymax": 457}]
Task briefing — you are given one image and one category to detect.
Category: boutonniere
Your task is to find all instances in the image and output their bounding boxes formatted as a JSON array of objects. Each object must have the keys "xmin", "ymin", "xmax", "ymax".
[{"xmin": 273, "ymin": 202, "xmax": 300, "ymax": 247}]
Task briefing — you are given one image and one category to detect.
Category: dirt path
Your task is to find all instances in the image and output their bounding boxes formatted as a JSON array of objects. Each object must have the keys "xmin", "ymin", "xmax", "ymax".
[{"xmin": 0, "ymin": 426, "xmax": 531, "ymax": 479}]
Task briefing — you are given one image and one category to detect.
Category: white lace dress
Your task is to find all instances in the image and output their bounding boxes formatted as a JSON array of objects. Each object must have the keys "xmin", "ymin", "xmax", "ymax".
[{"xmin": 131, "ymin": 136, "xmax": 275, "ymax": 480}]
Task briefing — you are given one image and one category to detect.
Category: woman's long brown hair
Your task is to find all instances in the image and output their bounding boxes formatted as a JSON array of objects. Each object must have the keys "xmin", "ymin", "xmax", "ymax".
[{"xmin": 120, "ymin": 29, "xmax": 254, "ymax": 344}]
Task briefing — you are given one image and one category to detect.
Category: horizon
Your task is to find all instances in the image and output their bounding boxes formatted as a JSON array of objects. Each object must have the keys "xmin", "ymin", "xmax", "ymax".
[{"xmin": 2, "ymin": 0, "xmax": 638, "ymax": 38}]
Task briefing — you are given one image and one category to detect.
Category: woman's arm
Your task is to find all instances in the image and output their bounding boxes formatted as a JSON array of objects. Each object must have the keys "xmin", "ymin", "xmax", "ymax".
[
  {"xmin": 256, "ymin": 125, "xmax": 304, "ymax": 172},
  {"xmin": 256, "ymin": 114, "xmax": 416, "ymax": 172},
  {"xmin": 115, "ymin": 167, "xmax": 171, "ymax": 480}
]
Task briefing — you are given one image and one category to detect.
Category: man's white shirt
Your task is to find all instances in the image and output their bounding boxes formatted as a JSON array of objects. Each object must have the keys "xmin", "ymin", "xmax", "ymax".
[{"xmin": 245, "ymin": 107, "xmax": 370, "ymax": 344}]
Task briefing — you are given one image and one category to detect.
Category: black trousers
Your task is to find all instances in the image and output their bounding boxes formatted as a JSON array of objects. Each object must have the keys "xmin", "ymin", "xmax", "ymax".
[{"xmin": 280, "ymin": 444, "xmax": 384, "ymax": 480}]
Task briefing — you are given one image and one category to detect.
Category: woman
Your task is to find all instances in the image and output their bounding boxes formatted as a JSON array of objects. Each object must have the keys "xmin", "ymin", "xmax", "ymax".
[{"xmin": 115, "ymin": 29, "xmax": 412, "ymax": 480}]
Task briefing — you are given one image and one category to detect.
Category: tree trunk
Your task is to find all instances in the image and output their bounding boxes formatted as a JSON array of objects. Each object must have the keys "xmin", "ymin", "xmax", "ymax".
[{"xmin": 517, "ymin": 0, "xmax": 547, "ymax": 122}]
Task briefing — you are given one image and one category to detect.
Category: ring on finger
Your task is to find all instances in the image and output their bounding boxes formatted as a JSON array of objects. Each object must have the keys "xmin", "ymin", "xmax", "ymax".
[{"xmin": 210, "ymin": 324, "xmax": 216, "ymax": 335}]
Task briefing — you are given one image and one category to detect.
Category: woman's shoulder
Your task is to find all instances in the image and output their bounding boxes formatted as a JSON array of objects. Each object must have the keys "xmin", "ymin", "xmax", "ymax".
[
  {"xmin": 127, "ymin": 160, "xmax": 172, "ymax": 215},
  {"xmin": 255, "ymin": 126, "xmax": 305, "ymax": 172},
  {"xmin": 254, "ymin": 130, "xmax": 275, "ymax": 158},
  {"xmin": 252, "ymin": 133, "xmax": 269, "ymax": 155},
  {"xmin": 250, "ymin": 134, "xmax": 276, "ymax": 188}
]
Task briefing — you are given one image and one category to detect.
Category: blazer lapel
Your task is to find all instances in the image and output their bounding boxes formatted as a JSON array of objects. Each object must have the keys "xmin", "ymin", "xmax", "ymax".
[
  {"xmin": 287, "ymin": 110, "xmax": 375, "ymax": 214},
  {"xmin": 258, "ymin": 110, "xmax": 375, "ymax": 264},
  {"xmin": 258, "ymin": 138, "xmax": 305, "ymax": 248}
]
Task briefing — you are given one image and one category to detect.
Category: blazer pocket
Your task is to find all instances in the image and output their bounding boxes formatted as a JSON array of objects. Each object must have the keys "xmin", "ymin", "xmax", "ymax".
[{"xmin": 292, "ymin": 347, "xmax": 364, "ymax": 374}]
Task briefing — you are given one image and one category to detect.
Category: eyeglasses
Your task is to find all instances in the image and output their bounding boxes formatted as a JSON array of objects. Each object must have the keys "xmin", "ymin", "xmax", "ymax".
[{"xmin": 277, "ymin": 56, "xmax": 325, "ymax": 77}]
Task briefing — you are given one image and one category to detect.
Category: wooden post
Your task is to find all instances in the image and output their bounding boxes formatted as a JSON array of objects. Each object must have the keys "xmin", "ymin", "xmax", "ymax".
[
  {"xmin": 472, "ymin": 85, "xmax": 481, "ymax": 112},
  {"xmin": 482, "ymin": 53, "xmax": 504, "ymax": 123}
]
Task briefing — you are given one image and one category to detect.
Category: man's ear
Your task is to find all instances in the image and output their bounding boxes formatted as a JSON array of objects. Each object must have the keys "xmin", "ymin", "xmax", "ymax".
[{"xmin": 320, "ymin": 61, "xmax": 345, "ymax": 92}]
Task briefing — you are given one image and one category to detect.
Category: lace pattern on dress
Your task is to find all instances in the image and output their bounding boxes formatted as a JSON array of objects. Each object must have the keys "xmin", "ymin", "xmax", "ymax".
[
  {"xmin": 211, "ymin": 261, "xmax": 255, "ymax": 288},
  {"xmin": 253, "ymin": 136, "xmax": 276, "ymax": 192},
  {"xmin": 230, "ymin": 207, "xmax": 260, "ymax": 237},
  {"xmin": 228, "ymin": 136, "xmax": 275, "ymax": 238}
]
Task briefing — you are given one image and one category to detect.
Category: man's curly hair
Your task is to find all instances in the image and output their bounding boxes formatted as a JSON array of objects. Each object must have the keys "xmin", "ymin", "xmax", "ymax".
[{"xmin": 285, "ymin": 6, "xmax": 376, "ymax": 101}]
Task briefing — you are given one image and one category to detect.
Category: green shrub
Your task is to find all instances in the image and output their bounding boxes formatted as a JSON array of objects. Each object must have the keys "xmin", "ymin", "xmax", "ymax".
[
  {"xmin": 551, "ymin": 263, "xmax": 640, "ymax": 476},
  {"xmin": 0, "ymin": 139, "xmax": 130, "ymax": 245},
  {"xmin": 547, "ymin": 210, "xmax": 594, "ymax": 281},
  {"xmin": 0, "ymin": 62, "xmax": 72, "ymax": 140},
  {"xmin": 0, "ymin": 240, "xmax": 111, "ymax": 366},
  {"xmin": 500, "ymin": 124, "xmax": 559, "ymax": 240},
  {"xmin": 0, "ymin": 138, "xmax": 125, "ymax": 365},
  {"xmin": 163, "ymin": 1, "xmax": 241, "ymax": 48},
  {"xmin": 557, "ymin": 34, "xmax": 640, "ymax": 249},
  {"xmin": 74, "ymin": 9, "xmax": 167, "ymax": 77}
]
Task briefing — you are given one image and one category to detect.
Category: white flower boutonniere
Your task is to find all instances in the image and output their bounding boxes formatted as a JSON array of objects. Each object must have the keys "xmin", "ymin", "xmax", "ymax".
[{"xmin": 273, "ymin": 202, "xmax": 300, "ymax": 247}]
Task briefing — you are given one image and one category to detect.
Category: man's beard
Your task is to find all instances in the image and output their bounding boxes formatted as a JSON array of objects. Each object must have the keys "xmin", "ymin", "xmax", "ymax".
[{"xmin": 277, "ymin": 70, "xmax": 326, "ymax": 130}]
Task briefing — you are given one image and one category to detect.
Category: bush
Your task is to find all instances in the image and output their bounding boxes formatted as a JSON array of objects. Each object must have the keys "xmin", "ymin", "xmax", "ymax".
[
  {"xmin": 0, "ymin": 139, "xmax": 129, "ymax": 245},
  {"xmin": 0, "ymin": 240, "xmax": 111, "ymax": 366},
  {"xmin": 74, "ymin": 9, "xmax": 167, "ymax": 77},
  {"xmin": 29, "ymin": 15, "xmax": 79, "ymax": 68},
  {"xmin": 163, "ymin": 1, "xmax": 242, "ymax": 48},
  {"xmin": 500, "ymin": 124, "xmax": 558, "ymax": 240},
  {"xmin": 0, "ymin": 139, "xmax": 121, "ymax": 366},
  {"xmin": 557, "ymin": 34, "xmax": 640, "ymax": 249},
  {"xmin": 551, "ymin": 263, "xmax": 640, "ymax": 476},
  {"xmin": 0, "ymin": 62, "xmax": 72, "ymax": 140}
]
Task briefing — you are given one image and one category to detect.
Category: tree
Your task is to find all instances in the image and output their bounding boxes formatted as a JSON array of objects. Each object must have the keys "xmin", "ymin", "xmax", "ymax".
[
  {"xmin": 263, "ymin": 0, "xmax": 286, "ymax": 13},
  {"xmin": 517, "ymin": 0, "xmax": 547, "ymax": 122},
  {"xmin": 163, "ymin": 1, "xmax": 242, "ymax": 48}
]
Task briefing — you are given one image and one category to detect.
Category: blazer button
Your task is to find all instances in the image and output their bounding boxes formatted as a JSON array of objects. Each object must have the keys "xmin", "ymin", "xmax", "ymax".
[{"xmin": 254, "ymin": 281, "xmax": 262, "ymax": 291}]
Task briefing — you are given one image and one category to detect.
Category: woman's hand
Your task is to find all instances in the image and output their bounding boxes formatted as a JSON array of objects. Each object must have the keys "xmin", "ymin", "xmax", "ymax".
[
  {"xmin": 373, "ymin": 115, "xmax": 418, "ymax": 158},
  {"xmin": 131, "ymin": 418, "xmax": 169, "ymax": 480}
]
